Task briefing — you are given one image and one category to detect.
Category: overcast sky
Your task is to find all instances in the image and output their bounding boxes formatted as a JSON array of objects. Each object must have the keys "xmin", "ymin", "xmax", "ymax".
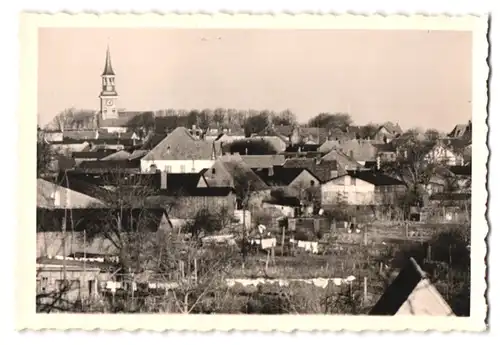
[{"xmin": 38, "ymin": 28, "xmax": 472, "ymax": 131}]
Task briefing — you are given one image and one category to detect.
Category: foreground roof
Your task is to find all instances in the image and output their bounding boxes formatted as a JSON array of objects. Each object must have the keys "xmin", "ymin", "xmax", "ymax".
[{"xmin": 369, "ymin": 258, "xmax": 455, "ymax": 316}]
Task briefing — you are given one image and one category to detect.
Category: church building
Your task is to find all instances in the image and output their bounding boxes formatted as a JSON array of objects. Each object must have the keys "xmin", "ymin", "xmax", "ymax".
[{"xmin": 95, "ymin": 46, "xmax": 150, "ymax": 134}]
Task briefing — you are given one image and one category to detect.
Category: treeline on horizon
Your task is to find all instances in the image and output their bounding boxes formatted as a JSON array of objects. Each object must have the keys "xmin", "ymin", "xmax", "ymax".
[
  {"xmin": 44, "ymin": 107, "xmax": 380, "ymax": 135},
  {"xmin": 44, "ymin": 107, "xmax": 447, "ymax": 138}
]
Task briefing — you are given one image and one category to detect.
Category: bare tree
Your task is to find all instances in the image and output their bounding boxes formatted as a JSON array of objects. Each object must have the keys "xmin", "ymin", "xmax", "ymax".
[
  {"xmin": 380, "ymin": 132, "xmax": 441, "ymax": 213},
  {"xmin": 37, "ymin": 127, "xmax": 54, "ymax": 178},
  {"xmin": 46, "ymin": 108, "xmax": 97, "ymax": 130},
  {"xmin": 271, "ymin": 109, "xmax": 297, "ymax": 126},
  {"xmin": 308, "ymin": 113, "xmax": 352, "ymax": 131}
]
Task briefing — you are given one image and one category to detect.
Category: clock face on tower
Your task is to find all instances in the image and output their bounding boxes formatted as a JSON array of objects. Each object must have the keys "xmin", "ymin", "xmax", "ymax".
[{"xmin": 106, "ymin": 100, "xmax": 114, "ymax": 106}]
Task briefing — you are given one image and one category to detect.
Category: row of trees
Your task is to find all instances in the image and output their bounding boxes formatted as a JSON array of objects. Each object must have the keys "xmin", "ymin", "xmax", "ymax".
[{"xmin": 46, "ymin": 107, "xmax": 447, "ymax": 145}]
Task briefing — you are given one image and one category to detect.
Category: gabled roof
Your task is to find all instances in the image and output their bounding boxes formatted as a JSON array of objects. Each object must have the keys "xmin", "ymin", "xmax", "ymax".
[
  {"xmin": 37, "ymin": 208, "xmax": 169, "ymax": 233},
  {"xmin": 282, "ymin": 158, "xmax": 338, "ymax": 183},
  {"xmin": 254, "ymin": 166, "xmax": 319, "ymax": 187},
  {"xmin": 55, "ymin": 173, "xmax": 114, "ymax": 201},
  {"xmin": 298, "ymin": 127, "xmax": 329, "ymax": 144},
  {"xmin": 37, "ymin": 178, "xmax": 104, "ymax": 208},
  {"xmin": 273, "ymin": 125, "xmax": 294, "ymax": 137},
  {"xmin": 380, "ymin": 121, "xmax": 403, "ymax": 135},
  {"xmin": 217, "ymin": 155, "xmax": 269, "ymax": 191},
  {"xmin": 369, "ymin": 258, "xmax": 454, "ymax": 316},
  {"xmin": 318, "ymin": 139, "xmax": 378, "ymax": 162},
  {"xmin": 320, "ymin": 149, "xmax": 364, "ymax": 174},
  {"xmin": 101, "ymin": 150, "xmax": 132, "ymax": 161},
  {"xmin": 77, "ymin": 159, "xmax": 141, "ymax": 173},
  {"xmin": 142, "ymin": 127, "xmax": 219, "ymax": 161},
  {"xmin": 239, "ymin": 154, "xmax": 286, "ymax": 169},
  {"xmin": 72, "ymin": 150, "xmax": 117, "ymax": 160},
  {"xmin": 345, "ymin": 170, "xmax": 405, "ymax": 186},
  {"xmin": 256, "ymin": 127, "xmax": 289, "ymax": 142},
  {"xmin": 128, "ymin": 149, "xmax": 149, "ymax": 161},
  {"xmin": 60, "ymin": 171, "xmax": 157, "ymax": 190}
]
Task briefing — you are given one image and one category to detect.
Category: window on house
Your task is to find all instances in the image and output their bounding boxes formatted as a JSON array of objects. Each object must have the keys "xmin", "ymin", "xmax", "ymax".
[
  {"xmin": 165, "ymin": 165, "xmax": 172, "ymax": 173},
  {"xmin": 350, "ymin": 177, "xmax": 356, "ymax": 186},
  {"xmin": 180, "ymin": 165, "xmax": 186, "ymax": 173},
  {"xmin": 212, "ymin": 168, "xmax": 216, "ymax": 174}
]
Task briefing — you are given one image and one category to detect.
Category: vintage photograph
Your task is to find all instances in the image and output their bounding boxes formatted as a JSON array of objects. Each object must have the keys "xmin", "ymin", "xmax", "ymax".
[{"xmin": 20, "ymin": 14, "xmax": 488, "ymax": 331}]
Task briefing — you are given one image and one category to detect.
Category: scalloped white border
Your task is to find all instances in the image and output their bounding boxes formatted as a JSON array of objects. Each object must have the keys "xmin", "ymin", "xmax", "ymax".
[{"xmin": 16, "ymin": 12, "xmax": 489, "ymax": 332}]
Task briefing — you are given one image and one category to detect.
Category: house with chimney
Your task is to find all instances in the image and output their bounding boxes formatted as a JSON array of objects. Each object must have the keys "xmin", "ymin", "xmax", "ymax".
[
  {"xmin": 423, "ymin": 139, "xmax": 467, "ymax": 166},
  {"xmin": 145, "ymin": 171, "xmax": 237, "ymax": 226},
  {"xmin": 448, "ymin": 120, "xmax": 472, "ymax": 143},
  {"xmin": 321, "ymin": 170, "xmax": 405, "ymax": 207},
  {"xmin": 373, "ymin": 122, "xmax": 403, "ymax": 143},
  {"xmin": 202, "ymin": 155, "xmax": 270, "ymax": 217},
  {"xmin": 140, "ymin": 126, "xmax": 222, "ymax": 173},
  {"xmin": 318, "ymin": 139, "xmax": 378, "ymax": 166}
]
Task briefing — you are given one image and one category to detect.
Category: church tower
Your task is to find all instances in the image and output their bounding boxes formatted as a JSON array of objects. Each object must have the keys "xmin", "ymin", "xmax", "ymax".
[{"xmin": 99, "ymin": 45, "xmax": 118, "ymax": 120}]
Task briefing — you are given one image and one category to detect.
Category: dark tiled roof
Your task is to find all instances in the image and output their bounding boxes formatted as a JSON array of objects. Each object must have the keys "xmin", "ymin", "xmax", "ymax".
[
  {"xmin": 429, "ymin": 192, "xmax": 471, "ymax": 201},
  {"xmin": 273, "ymin": 125, "xmax": 294, "ymax": 137},
  {"xmin": 448, "ymin": 165, "xmax": 471, "ymax": 176},
  {"xmin": 128, "ymin": 149, "xmax": 149, "ymax": 161},
  {"xmin": 298, "ymin": 127, "xmax": 329, "ymax": 144},
  {"xmin": 347, "ymin": 170, "xmax": 405, "ymax": 186},
  {"xmin": 373, "ymin": 143, "xmax": 397, "ymax": 153},
  {"xmin": 55, "ymin": 173, "xmax": 113, "ymax": 200},
  {"xmin": 380, "ymin": 122, "xmax": 403, "ymax": 135},
  {"xmin": 282, "ymin": 158, "xmax": 338, "ymax": 183},
  {"xmin": 218, "ymin": 156, "xmax": 269, "ymax": 191},
  {"xmin": 63, "ymin": 131, "xmax": 97, "ymax": 141},
  {"xmin": 154, "ymin": 172, "xmax": 206, "ymax": 191},
  {"xmin": 60, "ymin": 171, "xmax": 158, "ymax": 191},
  {"xmin": 76, "ymin": 160, "xmax": 141, "ymax": 173},
  {"xmin": 72, "ymin": 150, "xmax": 117, "ymax": 160},
  {"xmin": 438, "ymin": 138, "xmax": 470, "ymax": 153},
  {"xmin": 154, "ymin": 186, "xmax": 235, "ymax": 197},
  {"xmin": 101, "ymin": 150, "xmax": 132, "ymax": 160},
  {"xmin": 285, "ymin": 144, "xmax": 320, "ymax": 153},
  {"xmin": 60, "ymin": 138, "xmax": 137, "ymax": 147},
  {"xmin": 239, "ymin": 155, "xmax": 286, "ymax": 169},
  {"xmin": 37, "ymin": 207, "xmax": 168, "ymax": 233},
  {"xmin": 142, "ymin": 127, "xmax": 219, "ymax": 161},
  {"xmin": 254, "ymin": 167, "xmax": 315, "ymax": 187},
  {"xmin": 319, "ymin": 139, "xmax": 378, "ymax": 162}
]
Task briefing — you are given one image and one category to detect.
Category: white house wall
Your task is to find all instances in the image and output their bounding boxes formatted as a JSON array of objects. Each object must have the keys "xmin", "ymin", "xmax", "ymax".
[
  {"xmin": 321, "ymin": 175, "xmax": 375, "ymax": 205},
  {"xmin": 140, "ymin": 159, "xmax": 215, "ymax": 173},
  {"xmin": 425, "ymin": 145, "xmax": 462, "ymax": 166}
]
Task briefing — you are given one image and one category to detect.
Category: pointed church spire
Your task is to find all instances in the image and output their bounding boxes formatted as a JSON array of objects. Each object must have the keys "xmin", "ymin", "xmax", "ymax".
[{"xmin": 102, "ymin": 45, "xmax": 115, "ymax": 76}]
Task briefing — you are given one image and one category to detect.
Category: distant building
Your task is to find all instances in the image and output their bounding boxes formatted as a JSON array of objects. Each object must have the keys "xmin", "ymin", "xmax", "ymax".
[{"xmin": 93, "ymin": 46, "xmax": 151, "ymax": 133}]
